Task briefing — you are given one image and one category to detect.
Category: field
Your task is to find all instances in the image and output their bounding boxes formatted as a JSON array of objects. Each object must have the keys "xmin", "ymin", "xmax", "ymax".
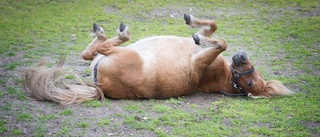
[{"xmin": 0, "ymin": 0, "xmax": 319, "ymax": 136}]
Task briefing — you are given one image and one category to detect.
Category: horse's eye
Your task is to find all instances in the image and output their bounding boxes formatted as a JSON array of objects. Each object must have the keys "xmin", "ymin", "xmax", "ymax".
[{"xmin": 248, "ymin": 80, "xmax": 254, "ymax": 87}]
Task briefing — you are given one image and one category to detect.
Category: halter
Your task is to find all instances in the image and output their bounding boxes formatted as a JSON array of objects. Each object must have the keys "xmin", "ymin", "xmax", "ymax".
[
  {"xmin": 221, "ymin": 65, "xmax": 255, "ymax": 97},
  {"xmin": 93, "ymin": 56, "xmax": 105, "ymax": 83}
]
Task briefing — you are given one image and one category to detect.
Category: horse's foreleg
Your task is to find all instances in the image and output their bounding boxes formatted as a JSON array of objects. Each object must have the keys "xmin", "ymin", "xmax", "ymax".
[
  {"xmin": 96, "ymin": 22, "xmax": 130, "ymax": 55},
  {"xmin": 82, "ymin": 46, "xmax": 98, "ymax": 60},
  {"xmin": 192, "ymin": 34, "xmax": 227, "ymax": 66},
  {"xmin": 184, "ymin": 14, "xmax": 217, "ymax": 37}
]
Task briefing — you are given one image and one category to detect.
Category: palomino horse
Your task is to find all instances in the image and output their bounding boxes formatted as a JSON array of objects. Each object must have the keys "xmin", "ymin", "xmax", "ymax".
[{"xmin": 24, "ymin": 14, "xmax": 293, "ymax": 105}]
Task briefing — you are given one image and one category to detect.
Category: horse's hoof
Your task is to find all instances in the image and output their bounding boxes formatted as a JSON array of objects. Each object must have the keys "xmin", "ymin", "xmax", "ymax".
[
  {"xmin": 93, "ymin": 23, "xmax": 100, "ymax": 32},
  {"xmin": 119, "ymin": 22, "xmax": 126, "ymax": 32},
  {"xmin": 184, "ymin": 13, "xmax": 191, "ymax": 25},
  {"xmin": 192, "ymin": 33, "xmax": 200, "ymax": 45}
]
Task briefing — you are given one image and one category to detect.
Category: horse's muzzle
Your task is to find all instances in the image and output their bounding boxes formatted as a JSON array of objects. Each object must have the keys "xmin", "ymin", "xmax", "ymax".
[{"xmin": 232, "ymin": 50, "xmax": 248, "ymax": 66}]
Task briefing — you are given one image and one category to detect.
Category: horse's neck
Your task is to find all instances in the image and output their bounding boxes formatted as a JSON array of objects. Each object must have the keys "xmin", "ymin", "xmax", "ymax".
[
  {"xmin": 223, "ymin": 66, "xmax": 237, "ymax": 93},
  {"xmin": 220, "ymin": 61, "xmax": 245, "ymax": 94}
]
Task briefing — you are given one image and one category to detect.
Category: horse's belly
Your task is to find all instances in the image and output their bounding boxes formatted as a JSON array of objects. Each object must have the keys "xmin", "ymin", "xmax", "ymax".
[
  {"xmin": 99, "ymin": 36, "xmax": 199, "ymax": 98},
  {"xmin": 127, "ymin": 36, "xmax": 198, "ymax": 98}
]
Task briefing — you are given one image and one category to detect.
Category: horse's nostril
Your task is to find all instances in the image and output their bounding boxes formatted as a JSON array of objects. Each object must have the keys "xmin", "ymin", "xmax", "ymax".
[{"xmin": 240, "ymin": 54, "xmax": 247, "ymax": 63}]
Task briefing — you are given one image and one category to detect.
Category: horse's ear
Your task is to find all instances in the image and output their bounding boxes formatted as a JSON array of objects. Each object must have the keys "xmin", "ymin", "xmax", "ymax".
[
  {"xmin": 93, "ymin": 23, "xmax": 100, "ymax": 33},
  {"xmin": 249, "ymin": 80, "xmax": 294, "ymax": 98}
]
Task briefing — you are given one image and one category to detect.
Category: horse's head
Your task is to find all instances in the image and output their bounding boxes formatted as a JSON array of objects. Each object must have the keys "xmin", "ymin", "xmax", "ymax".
[
  {"xmin": 82, "ymin": 23, "xmax": 107, "ymax": 60},
  {"xmin": 230, "ymin": 50, "xmax": 294, "ymax": 98}
]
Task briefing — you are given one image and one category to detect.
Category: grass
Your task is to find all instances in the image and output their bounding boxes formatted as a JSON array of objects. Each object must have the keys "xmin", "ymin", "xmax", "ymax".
[
  {"xmin": 59, "ymin": 109, "xmax": 73, "ymax": 116},
  {"xmin": 97, "ymin": 118, "xmax": 111, "ymax": 127},
  {"xmin": 125, "ymin": 103, "xmax": 144, "ymax": 113},
  {"xmin": 38, "ymin": 115, "xmax": 58, "ymax": 121},
  {"xmin": 82, "ymin": 69, "xmax": 91, "ymax": 76},
  {"xmin": 64, "ymin": 75, "xmax": 75, "ymax": 80},
  {"xmin": 0, "ymin": 120, "xmax": 7, "ymax": 133},
  {"xmin": 83, "ymin": 100, "xmax": 102, "ymax": 108},
  {"xmin": 17, "ymin": 113, "xmax": 32, "ymax": 122},
  {"xmin": 7, "ymin": 87, "xmax": 26, "ymax": 101},
  {"xmin": 153, "ymin": 104, "xmax": 172, "ymax": 113},
  {"xmin": 0, "ymin": 0, "xmax": 319, "ymax": 136},
  {"xmin": 12, "ymin": 129, "xmax": 22, "ymax": 136},
  {"xmin": 77, "ymin": 121, "xmax": 90, "ymax": 128}
]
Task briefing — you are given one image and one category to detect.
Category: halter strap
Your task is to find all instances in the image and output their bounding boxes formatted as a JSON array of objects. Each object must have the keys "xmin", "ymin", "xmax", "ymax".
[
  {"xmin": 93, "ymin": 56, "xmax": 105, "ymax": 83},
  {"xmin": 230, "ymin": 65, "xmax": 255, "ymax": 79},
  {"xmin": 221, "ymin": 65, "xmax": 255, "ymax": 97}
]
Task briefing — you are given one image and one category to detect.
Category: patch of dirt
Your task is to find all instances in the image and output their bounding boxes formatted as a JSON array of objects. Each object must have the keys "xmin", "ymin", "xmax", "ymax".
[
  {"xmin": 303, "ymin": 121, "xmax": 320, "ymax": 137},
  {"xmin": 294, "ymin": 4, "xmax": 320, "ymax": 17}
]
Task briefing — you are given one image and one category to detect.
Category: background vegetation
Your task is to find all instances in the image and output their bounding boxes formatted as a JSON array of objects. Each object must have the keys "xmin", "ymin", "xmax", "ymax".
[{"xmin": 0, "ymin": 0, "xmax": 319, "ymax": 136}]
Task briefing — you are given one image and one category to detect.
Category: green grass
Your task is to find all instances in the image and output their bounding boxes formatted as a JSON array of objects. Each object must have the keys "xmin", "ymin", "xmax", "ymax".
[
  {"xmin": 0, "ymin": 120, "xmax": 7, "ymax": 133},
  {"xmin": 97, "ymin": 118, "xmax": 111, "ymax": 127},
  {"xmin": 152, "ymin": 104, "xmax": 172, "ymax": 113},
  {"xmin": 38, "ymin": 115, "xmax": 58, "ymax": 121},
  {"xmin": 125, "ymin": 104, "xmax": 143, "ymax": 112},
  {"xmin": 1, "ymin": 102, "xmax": 12, "ymax": 111},
  {"xmin": 33, "ymin": 124, "xmax": 47, "ymax": 137},
  {"xmin": 17, "ymin": 113, "xmax": 32, "ymax": 122},
  {"xmin": 82, "ymin": 69, "xmax": 91, "ymax": 76},
  {"xmin": 7, "ymin": 87, "xmax": 26, "ymax": 101},
  {"xmin": 4, "ymin": 62, "xmax": 22, "ymax": 70},
  {"xmin": 7, "ymin": 87, "xmax": 18, "ymax": 95},
  {"xmin": 64, "ymin": 75, "xmax": 75, "ymax": 80},
  {"xmin": 12, "ymin": 129, "xmax": 22, "ymax": 136},
  {"xmin": 83, "ymin": 100, "xmax": 102, "ymax": 108},
  {"xmin": 0, "ymin": 0, "xmax": 319, "ymax": 136},
  {"xmin": 78, "ymin": 121, "xmax": 90, "ymax": 128},
  {"xmin": 0, "ymin": 79, "xmax": 4, "ymax": 85},
  {"xmin": 59, "ymin": 109, "xmax": 73, "ymax": 116}
]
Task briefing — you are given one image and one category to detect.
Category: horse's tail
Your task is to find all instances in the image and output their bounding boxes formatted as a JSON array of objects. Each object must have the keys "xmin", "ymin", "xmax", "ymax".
[{"xmin": 23, "ymin": 58, "xmax": 105, "ymax": 105}]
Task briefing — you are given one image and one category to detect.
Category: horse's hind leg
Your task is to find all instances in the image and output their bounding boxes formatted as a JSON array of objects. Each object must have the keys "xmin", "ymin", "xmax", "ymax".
[
  {"xmin": 96, "ymin": 22, "xmax": 130, "ymax": 55},
  {"xmin": 184, "ymin": 14, "xmax": 217, "ymax": 37},
  {"xmin": 192, "ymin": 34, "xmax": 227, "ymax": 66}
]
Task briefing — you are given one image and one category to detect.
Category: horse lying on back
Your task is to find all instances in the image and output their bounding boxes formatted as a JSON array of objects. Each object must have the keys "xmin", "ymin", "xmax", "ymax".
[{"xmin": 24, "ymin": 14, "xmax": 294, "ymax": 105}]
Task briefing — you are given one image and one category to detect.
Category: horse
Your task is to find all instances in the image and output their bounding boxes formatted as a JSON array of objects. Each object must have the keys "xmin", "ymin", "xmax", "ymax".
[{"xmin": 23, "ymin": 14, "xmax": 294, "ymax": 105}]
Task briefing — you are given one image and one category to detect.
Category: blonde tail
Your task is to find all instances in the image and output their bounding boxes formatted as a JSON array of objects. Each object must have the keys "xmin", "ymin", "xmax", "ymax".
[{"xmin": 23, "ymin": 59, "xmax": 105, "ymax": 105}]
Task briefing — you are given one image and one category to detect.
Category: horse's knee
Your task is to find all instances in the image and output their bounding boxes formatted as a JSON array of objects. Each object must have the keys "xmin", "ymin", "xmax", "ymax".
[
  {"xmin": 82, "ymin": 52, "xmax": 94, "ymax": 60},
  {"xmin": 192, "ymin": 34, "xmax": 226, "ymax": 51},
  {"xmin": 82, "ymin": 48, "xmax": 97, "ymax": 60},
  {"xmin": 218, "ymin": 39, "xmax": 227, "ymax": 51}
]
